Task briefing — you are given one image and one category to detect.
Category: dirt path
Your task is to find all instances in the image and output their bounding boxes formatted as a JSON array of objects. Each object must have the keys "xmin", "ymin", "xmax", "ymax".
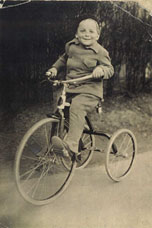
[{"xmin": 0, "ymin": 151, "xmax": 152, "ymax": 228}]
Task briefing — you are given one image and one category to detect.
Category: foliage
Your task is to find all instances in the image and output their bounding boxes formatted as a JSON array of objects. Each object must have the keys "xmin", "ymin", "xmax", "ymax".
[{"xmin": 0, "ymin": 1, "xmax": 151, "ymax": 113}]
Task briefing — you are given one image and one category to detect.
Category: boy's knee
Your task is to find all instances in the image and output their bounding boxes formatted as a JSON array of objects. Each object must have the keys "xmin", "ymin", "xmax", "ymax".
[
  {"xmin": 70, "ymin": 102, "xmax": 86, "ymax": 116},
  {"xmin": 70, "ymin": 103, "xmax": 82, "ymax": 112}
]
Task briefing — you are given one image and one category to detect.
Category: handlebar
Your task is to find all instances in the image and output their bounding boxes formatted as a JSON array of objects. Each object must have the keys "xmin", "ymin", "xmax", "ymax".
[{"xmin": 48, "ymin": 74, "xmax": 93, "ymax": 86}]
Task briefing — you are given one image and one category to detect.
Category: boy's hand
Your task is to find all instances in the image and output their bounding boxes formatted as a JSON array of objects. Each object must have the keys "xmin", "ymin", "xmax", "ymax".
[
  {"xmin": 92, "ymin": 67, "xmax": 104, "ymax": 79},
  {"xmin": 46, "ymin": 67, "xmax": 57, "ymax": 78}
]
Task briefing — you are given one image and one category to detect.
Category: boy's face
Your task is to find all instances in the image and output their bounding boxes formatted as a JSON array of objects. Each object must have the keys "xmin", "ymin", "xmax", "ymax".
[{"xmin": 76, "ymin": 19, "xmax": 100, "ymax": 47}]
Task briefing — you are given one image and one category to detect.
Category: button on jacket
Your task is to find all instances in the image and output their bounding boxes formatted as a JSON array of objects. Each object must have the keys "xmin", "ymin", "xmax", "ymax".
[{"xmin": 52, "ymin": 38, "xmax": 114, "ymax": 98}]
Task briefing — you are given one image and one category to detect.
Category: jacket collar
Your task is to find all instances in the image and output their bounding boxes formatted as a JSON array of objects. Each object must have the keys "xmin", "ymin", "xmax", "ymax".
[{"xmin": 69, "ymin": 38, "xmax": 99, "ymax": 53}]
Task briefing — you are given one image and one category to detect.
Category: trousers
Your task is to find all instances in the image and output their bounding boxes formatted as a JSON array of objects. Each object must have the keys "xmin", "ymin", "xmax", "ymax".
[{"xmin": 65, "ymin": 93, "xmax": 99, "ymax": 153}]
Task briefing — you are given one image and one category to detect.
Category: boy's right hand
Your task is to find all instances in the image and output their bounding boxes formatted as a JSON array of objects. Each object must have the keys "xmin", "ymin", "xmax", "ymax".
[{"xmin": 46, "ymin": 67, "xmax": 57, "ymax": 78}]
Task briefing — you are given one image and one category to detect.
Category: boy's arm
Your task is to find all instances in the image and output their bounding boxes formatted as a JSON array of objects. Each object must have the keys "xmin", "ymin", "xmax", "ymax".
[
  {"xmin": 46, "ymin": 42, "xmax": 70, "ymax": 77},
  {"xmin": 46, "ymin": 53, "xmax": 68, "ymax": 77},
  {"xmin": 52, "ymin": 53, "xmax": 68, "ymax": 71},
  {"xmin": 97, "ymin": 49, "xmax": 114, "ymax": 79},
  {"xmin": 52, "ymin": 41, "xmax": 70, "ymax": 71}
]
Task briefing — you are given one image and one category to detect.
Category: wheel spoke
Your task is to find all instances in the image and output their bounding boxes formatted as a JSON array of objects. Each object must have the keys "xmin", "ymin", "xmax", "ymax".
[
  {"xmin": 20, "ymin": 158, "xmax": 48, "ymax": 181},
  {"xmin": 30, "ymin": 163, "xmax": 51, "ymax": 198},
  {"xmin": 21, "ymin": 155, "xmax": 40, "ymax": 161}
]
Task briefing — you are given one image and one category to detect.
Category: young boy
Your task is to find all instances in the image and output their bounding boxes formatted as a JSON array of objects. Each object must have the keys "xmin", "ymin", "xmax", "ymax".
[{"xmin": 46, "ymin": 18, "xmax": 114, "ymax": 157}]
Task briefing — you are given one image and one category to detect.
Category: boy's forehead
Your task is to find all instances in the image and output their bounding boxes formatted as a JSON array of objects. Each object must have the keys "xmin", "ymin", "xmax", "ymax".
[{"xmin": 79, "ymin": 19, "xmax": 97, "ymax": 29}]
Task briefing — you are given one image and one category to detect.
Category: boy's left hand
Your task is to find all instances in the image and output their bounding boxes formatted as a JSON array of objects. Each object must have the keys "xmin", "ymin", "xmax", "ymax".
[{"xmin": 92, "ymin": 67, "xmax": 104, "ymax": 79}]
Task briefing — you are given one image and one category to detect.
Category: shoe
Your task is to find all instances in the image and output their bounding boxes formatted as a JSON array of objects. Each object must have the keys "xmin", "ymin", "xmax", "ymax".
[{"xmin": 51, "ymin": 136, "xmax": 72, "ymax": 157}]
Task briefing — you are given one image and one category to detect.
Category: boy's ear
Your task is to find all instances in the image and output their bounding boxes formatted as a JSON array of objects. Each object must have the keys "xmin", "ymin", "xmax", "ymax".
[
  {"xmin": 75, "ymin": 34, "xmax": 78, "ymax": 38},
  {"xmin": 96, "ymin": 34, "xmax": 100, "ymax": 41}
]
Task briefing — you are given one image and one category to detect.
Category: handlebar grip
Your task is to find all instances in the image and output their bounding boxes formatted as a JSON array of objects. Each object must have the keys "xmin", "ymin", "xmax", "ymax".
[{"xmin": 46, "ymin": 71, "xmax": 51, "ymax": 77}]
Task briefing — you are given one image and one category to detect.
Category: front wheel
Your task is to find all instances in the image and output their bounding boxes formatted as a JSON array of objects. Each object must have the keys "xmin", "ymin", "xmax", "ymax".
[
  {"xmin": 14, "ymin": 118, "xmax": 76, "ymax": 205},
  {"xmin": 105, "ymin": 129, "xmax": 137, "ymax": 182}
]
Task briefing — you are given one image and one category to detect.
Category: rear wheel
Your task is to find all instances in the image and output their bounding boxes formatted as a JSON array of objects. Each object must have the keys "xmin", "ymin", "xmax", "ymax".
[
  {"xmin": 14, "ymin": 118, "xmax": 76, "ymax": 205},
  {"xmin": 105, "ymin": 129, "xmax": 137, "ymax": 182}
]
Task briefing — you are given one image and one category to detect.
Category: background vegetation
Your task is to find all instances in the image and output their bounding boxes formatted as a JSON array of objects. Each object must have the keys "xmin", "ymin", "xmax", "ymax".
[{"xmin": 0, "ymin": 1, "xmax": 152, "ymax": 115}]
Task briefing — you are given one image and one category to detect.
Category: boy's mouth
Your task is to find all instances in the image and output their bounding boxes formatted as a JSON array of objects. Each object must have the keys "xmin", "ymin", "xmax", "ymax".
[{"xmin": 82, "ymin": 38, "xmax": 91, "ymax": 41}]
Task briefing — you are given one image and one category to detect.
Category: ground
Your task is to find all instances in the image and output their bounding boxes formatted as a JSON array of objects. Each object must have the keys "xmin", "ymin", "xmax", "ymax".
[
  {"xmin": 0, "ymin": 91, "xmax": 152, "ymax": 228},
  {"xmin": 0, "ymin": 91, "xmax": 152, "ymax": 166}
]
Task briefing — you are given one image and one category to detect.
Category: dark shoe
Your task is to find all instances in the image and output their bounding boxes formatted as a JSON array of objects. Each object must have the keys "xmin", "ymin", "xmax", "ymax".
[{"xmin": 51, "ymin": 136, "xmax": 72, "ymax": 157}]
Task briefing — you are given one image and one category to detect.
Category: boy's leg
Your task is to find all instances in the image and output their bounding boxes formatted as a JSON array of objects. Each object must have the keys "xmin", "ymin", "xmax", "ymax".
[{"xmin": 65, "ymin": 93, "xmax": 99, "ymax": 153}]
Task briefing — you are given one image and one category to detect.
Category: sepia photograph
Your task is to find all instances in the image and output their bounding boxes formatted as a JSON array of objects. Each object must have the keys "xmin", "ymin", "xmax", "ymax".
[{"xmin": 0, "ymin": 0, "xmax": 152, "ymax": 227}]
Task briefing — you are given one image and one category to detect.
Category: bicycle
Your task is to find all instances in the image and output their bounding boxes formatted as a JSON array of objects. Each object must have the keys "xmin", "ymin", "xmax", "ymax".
[{"xmin": 14, "ymin": 75, "xmax": 137, "ymax": 205}]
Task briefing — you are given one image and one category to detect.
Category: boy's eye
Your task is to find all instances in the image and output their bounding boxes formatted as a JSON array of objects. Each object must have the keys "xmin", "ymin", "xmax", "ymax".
[
  {"xmin": 79, "ymin": 29, "xmax": 95, "ymax": 34},
  {"xmin": 80, "ymin": 29, "xmax": 85, "ymax": 33}
]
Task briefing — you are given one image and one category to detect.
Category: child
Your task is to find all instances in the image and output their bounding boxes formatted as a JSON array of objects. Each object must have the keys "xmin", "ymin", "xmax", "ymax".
[{"xmin": 46, "ymin": 18, "xmax": 114, "ymax": 157}]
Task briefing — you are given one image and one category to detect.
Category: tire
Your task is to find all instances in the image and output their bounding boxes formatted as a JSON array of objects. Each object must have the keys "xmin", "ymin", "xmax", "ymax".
[
  {"xmin": 14, "ymin": 118, "xmax": 76, "ymax": 205},
  {"xmin": 105, "ymin": 129, "xmax": 137, "ymax": 182},
  {"xmin": 61, "ymin": 123, "xmax": 95, "ymax": 170}
]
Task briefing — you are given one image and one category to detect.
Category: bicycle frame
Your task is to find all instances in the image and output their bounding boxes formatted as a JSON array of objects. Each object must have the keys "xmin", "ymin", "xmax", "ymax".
[{"xmin": 84, "ymin": 116, "xmax": 110, "ymax": 138}]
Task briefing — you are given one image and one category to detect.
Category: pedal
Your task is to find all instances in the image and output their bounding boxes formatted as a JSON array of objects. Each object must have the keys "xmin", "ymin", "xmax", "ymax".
[{"xmin": 94, "ymin": 147, "xmax": 103, "ymax": 153}]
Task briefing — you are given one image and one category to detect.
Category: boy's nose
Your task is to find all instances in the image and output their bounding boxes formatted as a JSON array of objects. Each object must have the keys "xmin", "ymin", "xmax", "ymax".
[{"xmin": 84, "ymin": 33, "xmax": 90, "ymax": 37}]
